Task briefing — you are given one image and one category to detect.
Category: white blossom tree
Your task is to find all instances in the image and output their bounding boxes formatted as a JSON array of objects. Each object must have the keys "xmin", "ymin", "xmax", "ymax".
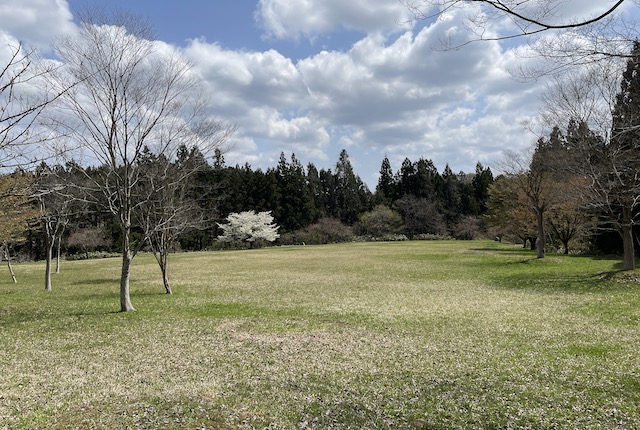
[{"xmin": 217, "ymin": 211, "xmax": 280, "ymax": 248}]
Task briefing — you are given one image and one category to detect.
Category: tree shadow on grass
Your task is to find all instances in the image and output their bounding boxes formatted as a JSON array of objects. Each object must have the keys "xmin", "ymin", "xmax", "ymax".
[
  {"xmin": 71, "ymin": 278, "xmax": 119, "ymax": 286},
  {"xmin": 491, "ymin": 267, "xmax": 634, "ymax": 294}
]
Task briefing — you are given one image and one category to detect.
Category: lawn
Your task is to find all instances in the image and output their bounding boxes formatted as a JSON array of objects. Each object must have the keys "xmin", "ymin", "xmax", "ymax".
[{"xmin": 1, "ymin": 241, "xmax": 639, "ymax": 429}]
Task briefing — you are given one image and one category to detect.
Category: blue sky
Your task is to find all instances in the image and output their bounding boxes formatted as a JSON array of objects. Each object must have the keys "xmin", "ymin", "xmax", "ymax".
[{"xmin": 1, "ymin": 0, "xmax": 634, "ymax": 187}]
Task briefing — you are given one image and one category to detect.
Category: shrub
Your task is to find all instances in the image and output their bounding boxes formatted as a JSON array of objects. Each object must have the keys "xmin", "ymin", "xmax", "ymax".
[{"xmin": 279, "ymin": 218, "xmax": 353, "ymax": 245}]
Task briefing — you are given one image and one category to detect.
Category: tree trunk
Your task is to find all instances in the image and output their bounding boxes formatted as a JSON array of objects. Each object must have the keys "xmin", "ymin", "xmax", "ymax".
[
  {"xmin": 4, "ymin": 249, "xmax": 17, "ymax": 283},
  {"xmin": 120, "ymin": 228, "xmax": 136, "ymax": 312},
  {"xmin": 44, "ymin": 239, "xmax": 53, "ymax": 292},
  {"xmin": 562, "ymin": 239, "xmax": 569, "ymax": 255},
  {"xmin": 55, "ymin": 234, "xmax": 62, "ymax": 274},
  {"xmin": 536, "ymin": 208, "xmax": 545, "ymax": 259},
  {"xmin": 621, "ymin": 207, "xmax": 635, "ymax": 270},
  {"xmin": 160, "ymin": 250, "xmax": 171, "ymax": 295}
]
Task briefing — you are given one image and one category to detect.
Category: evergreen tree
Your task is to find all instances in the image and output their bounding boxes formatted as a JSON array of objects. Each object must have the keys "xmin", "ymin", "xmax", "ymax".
[
  {"xmin": 375, "ymin": 156, "xmax": 396, "ymax": 204},
  {"xmin": 441, "ymin": 164, "xmax": 461, "ymax": 224},
  {"xmin": 413, "ymin": 158, "xmax": 441, "ymax": 199},
  {"xmin": 307, "ymin": 163, "xmax": 327, "ymax": 221},
  {"xmin": 397, "ymin": 157, "xmax": 416, "ymax": 197},
  {"xmin": 334, "ymin": 149, "xmax": 372, "ymax": 224},
  {"xmin": 472, "ymin": 162, "xmax": 494, "ymax": 214},
  {"xmin": 275, "ymin": 153, "xmax": 315, "ymax": 232}
]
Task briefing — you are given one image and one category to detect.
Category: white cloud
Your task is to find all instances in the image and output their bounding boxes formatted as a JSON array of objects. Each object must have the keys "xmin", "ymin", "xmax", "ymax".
[
  {"xmin": 176, "ymin": 4, "xmax": 551, "ymax": 182},
  {"xmin": 256, "ymin": 0, "xmax": 413, "ymax": 40},
  {"xmin": 0, "ymin": 0, "xmax": 75, "ymax": 49},
  {"xmin": 4, "ymin": 0, "xmax": 619, "ymax": 186}
]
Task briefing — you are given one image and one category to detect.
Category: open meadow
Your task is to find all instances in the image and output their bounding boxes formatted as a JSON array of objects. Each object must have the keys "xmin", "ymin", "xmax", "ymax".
[{"xmin": 1, "ymin": 240, "xmax": 639, "ymax": 429}]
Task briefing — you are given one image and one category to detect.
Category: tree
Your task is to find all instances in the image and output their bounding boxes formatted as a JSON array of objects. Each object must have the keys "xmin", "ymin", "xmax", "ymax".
[
  {"xmin": 34, "ymin": 165, "xmax": 72, "ymax": 291},
  {"xmin": 358, "ymin": 205, "xmax": 404, "ymax": 238},
  {"xmin": 217, "ymin": 211, "xmax": 280, "ymax": 248},
  {"xmin": 500, "ymin": 141, "xmax": 560, "ymax": 259},
  {"xmin": 67, "ymin": 226, "xmax": 109, "ymax": 258},
  {"xmin": 375, "ymin": 156, "xmax": 396, "ymax": 204},
  {"xmin": 47, "ymin": 13, "xmax": 231, "ymax": 311},
  {"xmin": 546, "ymin": 179, "xmax": 595, "ymax": 254},
  {"xmin": 472, "ymin": 162, "xmax": 494, "ymax": 214},
  {"xmin": 402, "ymin": 1, "xmax": 629, "ymax": 42},
  {"xmin": 275, "ymin": 153, "xmax": 315, "ymax": 232},
  {"xmin": 485, "ymin": 174, "xmax": 538, "ymax": 248},
  {"xmin": 538, "ymin": 43, "xmax": 640, "ymax": 269},
  {"xmin": 0, "ymin": 171, "xmax": 38, "ymax": 283},
  {"xmin": 334, "ymin": 150, "xmax": 372, "ymax": 224},
  {"xmin": 135, "ymin": 146, "xmax": 215, "ymax": 294},
  {"xmin": 394, "ymin": 195, "xmax": 446, "ymax": 238},
  {"xmin": 0, "ymin": 43, "xmax": 56, "ymax": 168}
]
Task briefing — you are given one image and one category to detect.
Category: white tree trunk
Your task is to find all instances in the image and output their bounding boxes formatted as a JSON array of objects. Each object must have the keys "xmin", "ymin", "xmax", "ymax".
[
  {"xmin": 119, "ymin": 229, "xmax": 136, "ymax": 312},
  {"xmin": 44, "ymin": 239, "xmax": 53, "ymax": 292}
]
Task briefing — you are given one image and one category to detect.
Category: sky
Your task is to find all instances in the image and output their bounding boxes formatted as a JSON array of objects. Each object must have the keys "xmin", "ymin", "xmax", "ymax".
[{"xmin": 0, "ymin": 0, "xmax": 632, "ymax": 187}]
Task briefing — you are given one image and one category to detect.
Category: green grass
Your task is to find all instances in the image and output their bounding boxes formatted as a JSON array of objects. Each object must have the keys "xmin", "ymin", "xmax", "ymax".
[{"xmin": 1, "ymin": 241, "xmax": 639, "ymax": 429}]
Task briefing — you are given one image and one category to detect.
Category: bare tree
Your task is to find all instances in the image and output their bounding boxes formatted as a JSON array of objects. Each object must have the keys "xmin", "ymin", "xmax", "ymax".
[
  {"xmin": 135, "ymin": 146, "xmax": 224, "ymax": 295},
  {"xmin": 500, "ymin": 144, "xmax": 560, "ymax": 258},
  {"xmin": 402, "ymin": 0, "xmax": 638, "ymax": 76},
  {"xmin": 402, "ymin": 1, "xmax": 630, "ymax": 40},
  {"xmin": 0, "ymin": 43, "xmax": 57, "ymax": 168},
  {"xmin": 47, "ymin": 13, "xmax": 232, "ymax": 311}
]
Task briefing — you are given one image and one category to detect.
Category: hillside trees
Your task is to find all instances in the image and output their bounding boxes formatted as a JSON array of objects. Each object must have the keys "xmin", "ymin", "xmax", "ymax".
[{"xmin": 47, "ymin": 14, "xmax": 233, "ymax": 311}]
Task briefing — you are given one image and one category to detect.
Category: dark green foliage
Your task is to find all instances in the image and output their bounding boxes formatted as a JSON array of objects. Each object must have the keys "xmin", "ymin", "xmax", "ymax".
[
  {"xmin": 375, "ymin": 156, "xmax": 395, "ymax": 204},
  {"xmin": 274, "ymin": 153, "xmax": 315, "ymax": 232}
]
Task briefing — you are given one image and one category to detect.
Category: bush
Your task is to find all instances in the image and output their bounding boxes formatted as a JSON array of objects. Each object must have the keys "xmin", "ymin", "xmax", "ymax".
[
  {"xmin": 279, "ymin": 218, "xmax": 353, "ymax": 245},
  {"xmin": 357, "ymin": 205, "xmax": 404, "ymax": 237},
  {"xmin": 453, "ymin": 216, "xmax": 482, "ymax": 240}
]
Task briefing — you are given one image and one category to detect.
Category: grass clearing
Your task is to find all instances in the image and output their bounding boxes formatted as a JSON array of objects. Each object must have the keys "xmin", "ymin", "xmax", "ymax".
[{"xmin": 1, "ymin": 240, "xmax": 639, "ymax": 429}]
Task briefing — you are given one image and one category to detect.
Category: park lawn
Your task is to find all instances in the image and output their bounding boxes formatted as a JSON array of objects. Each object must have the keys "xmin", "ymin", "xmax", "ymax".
[{"xmin": 0, "ymin": 240, "xmax": 639, "ymax": 429}]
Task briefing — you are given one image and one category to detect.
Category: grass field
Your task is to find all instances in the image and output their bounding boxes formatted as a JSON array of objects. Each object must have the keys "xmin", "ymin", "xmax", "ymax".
[{"xmin": 1, "ymin": 240, "xmax": 639, "ymax": 429}]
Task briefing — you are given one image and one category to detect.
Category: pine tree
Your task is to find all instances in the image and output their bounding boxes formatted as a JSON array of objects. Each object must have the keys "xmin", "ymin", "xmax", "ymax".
[{"xmin": 375, "ymin": 156, "xmax": 395, "ymax": 204}]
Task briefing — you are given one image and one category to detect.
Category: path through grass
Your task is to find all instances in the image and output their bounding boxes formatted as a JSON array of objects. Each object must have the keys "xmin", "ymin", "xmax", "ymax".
[{"xmin": 1, "ymin": 241, "xmax": 639, "ymax": 429}]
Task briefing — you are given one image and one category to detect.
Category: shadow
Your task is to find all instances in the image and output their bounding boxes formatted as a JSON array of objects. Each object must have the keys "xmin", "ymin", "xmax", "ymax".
[
  {"xmin": 71, "ymin": 278, "xmax": 119, "ymax": 286},
  {"xmin": 470, "ymin": 247, "xmax": 532, "ymax": 253}
]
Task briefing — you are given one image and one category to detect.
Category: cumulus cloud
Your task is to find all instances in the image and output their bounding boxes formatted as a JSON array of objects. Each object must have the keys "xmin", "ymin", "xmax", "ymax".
[
  {"xmin": 0, "ymin": 0, "xmax": 76, "ymax": 49},
  {"xmin": 2, "ymin": 0, "xmax": 608, "ymax": 185},
  {"xmin": 255, "ymin": 0, "xmax": 414, "ymax": 40},
  {"xmin": 175, "ymin": 4, "xmax": 550, "ymax": 179}
]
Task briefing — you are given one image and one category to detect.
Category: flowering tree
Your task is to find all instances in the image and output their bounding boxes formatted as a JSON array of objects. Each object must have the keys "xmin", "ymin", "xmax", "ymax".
[{"xmin": 217, "ymin": 211, "xmax": 279, "ymax": 248}]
